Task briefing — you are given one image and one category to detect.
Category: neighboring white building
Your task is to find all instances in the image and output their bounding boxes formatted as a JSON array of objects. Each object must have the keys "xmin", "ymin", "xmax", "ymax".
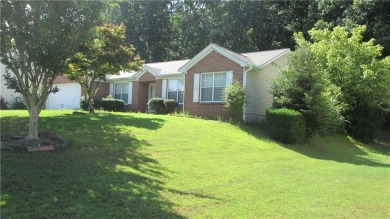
[{"xmin": 1, "ymin": 63, "xmax": 22, "ymax": 108}]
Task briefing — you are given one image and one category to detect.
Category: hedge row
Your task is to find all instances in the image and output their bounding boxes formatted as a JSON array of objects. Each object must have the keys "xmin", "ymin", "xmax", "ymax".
[
  {"xmin": 266, "ymin": 108, "xmax": 306, "ymax": 144},
  {"xmin": 80, "ymin": 97, "xmax": 124, "ymax": 112},
  {"xmin": 147, "ymin": 98, "xmax": 178, "ymax": 114}
]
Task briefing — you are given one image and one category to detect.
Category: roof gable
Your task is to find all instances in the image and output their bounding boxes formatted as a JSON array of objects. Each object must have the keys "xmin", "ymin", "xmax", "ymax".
[{"xmin": 178, "ymin": 44, "xmax": 252, "ymax": 72}]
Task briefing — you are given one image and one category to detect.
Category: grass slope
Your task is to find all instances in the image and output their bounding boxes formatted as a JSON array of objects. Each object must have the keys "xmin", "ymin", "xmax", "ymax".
[{"xmin": 1, "ymin": 110, "xmax": 389, "ymax": 218}]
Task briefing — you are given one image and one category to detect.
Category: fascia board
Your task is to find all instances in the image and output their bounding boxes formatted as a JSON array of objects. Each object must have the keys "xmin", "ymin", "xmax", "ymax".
[{"xmin": 155, "ymin": 73, "xmax": 185, "ymax": 79}]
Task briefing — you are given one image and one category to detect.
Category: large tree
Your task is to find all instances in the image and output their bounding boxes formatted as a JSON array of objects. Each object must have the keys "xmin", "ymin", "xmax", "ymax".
[
  {"xmin": 275, "ymin": 25, "xmax": 390, "ymax": 141},
  {"xmin": 272, "ymin": 41, "xmax": 343, "ymax": 137},
  {"xmin": 65, "ymin": 23, "xmax": 143, "ymax": 114},
  {"xmin": 1, "ymin": 1, "xmax": 104, "ymax": 139}
]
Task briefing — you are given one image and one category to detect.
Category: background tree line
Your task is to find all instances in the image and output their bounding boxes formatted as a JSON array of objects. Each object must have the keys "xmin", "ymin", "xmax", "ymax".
[{"xmin": 105, "ymin": 0, "xmax": 390, "ymax": 62}]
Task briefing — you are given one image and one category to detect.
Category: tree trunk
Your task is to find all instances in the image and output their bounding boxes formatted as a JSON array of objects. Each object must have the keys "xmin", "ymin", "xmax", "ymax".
[
  {"xmin": 88, "ymin": 96, "xmax": 95, "ymax": 114},
  {"xmin": 27, "ymin": 106, "xmax": 39, "ymax": 139}
]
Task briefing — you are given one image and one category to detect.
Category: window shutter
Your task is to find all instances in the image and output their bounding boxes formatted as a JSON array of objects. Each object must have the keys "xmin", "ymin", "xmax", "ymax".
[
  {"xmin": 109, "ymin": 83, "xmax": 114, "ymax": 96},
  {"xmin": 193, "ymin": 74, "xmax": 200, "ymax": 102},
  {"xmin": 162, "ymin": 79, "xmax": 167, "ymax": 99},
  {"xmin": 226, "ymin": 71, "xmax": 233, "ymax": 85},
  {"xmin": 128, "ymin": 82, "xmax": 132, "ymax": 104}
]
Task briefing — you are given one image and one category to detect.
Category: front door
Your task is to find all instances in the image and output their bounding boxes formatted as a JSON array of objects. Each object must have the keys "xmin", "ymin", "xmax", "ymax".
[{"xmin": 148, "ymin": 83, "xmax": 156, "ymax": 100}]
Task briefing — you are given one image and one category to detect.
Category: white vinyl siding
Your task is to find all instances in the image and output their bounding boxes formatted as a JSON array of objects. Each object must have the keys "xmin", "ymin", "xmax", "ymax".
[
  {"xmin": 114, "ymin": 83, "xmax": 129, "ymax": 104},
  {"xmin": 167, "ymin": 79, "xmax": 184, "ymax": 103},
  {"xmin": 200, "ymin": 72, "xmax": 227, "ymax": 102},
  {"xmin": 245, "ymin": 55, "xmax": 287, "ymax": 121}
]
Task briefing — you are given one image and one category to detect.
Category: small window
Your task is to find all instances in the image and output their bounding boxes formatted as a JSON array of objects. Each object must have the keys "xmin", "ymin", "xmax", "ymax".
[
  {"xmin": 114, "ymin": 83, "xmax": 129, "ymax": 104},
  {"xmin": 200, "ymin": 72, "xmax": 227, "ymax": 102},
  {"xmin": 167, "ymin": 79, "xmax": 184, "ymax": 104}
]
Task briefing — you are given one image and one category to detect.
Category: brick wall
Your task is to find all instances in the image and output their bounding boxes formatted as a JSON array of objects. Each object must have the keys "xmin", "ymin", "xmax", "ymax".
[
  {"xmin": 137, "ymin": 82, "xmax": 149, "ymax": 112},
  {"xmin": 185, "ymin": 51, "xmax": 244, "ymax": 119},
  {"xmin": 91, "ymin": 82, "xmax": 109, "ymax": 100},
  {"xmin": 53, "ymin": 75, "xmax": 73, "ymax": 84},
  {"xmin": 155, "ymin": 79, "xmax": 162, "ymax": 97},
  {"xmin": 129, "ymin": 71, "xmax": 157, "ymax": 112},
  {"xmin": 139, "ymin": 71, "xmax": 156, "ymax": 82}
]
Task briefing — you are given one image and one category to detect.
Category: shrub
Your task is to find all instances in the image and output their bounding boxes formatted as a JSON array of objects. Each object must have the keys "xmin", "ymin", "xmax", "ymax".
[
  {"xmin": 222, "ymin": 81, "xmax": 245, "ymax": 121},
  {"xmin": 147, "ymin": 98, "xmax": 165, "ymax": 114},
  {"xmin": 101, "ymin": 96, "xmax": 124, "ymax": 112},
  {"xmin": 93, "ymin": 99, "xmax": 103, "ymax": 110},
  {"xmin": 80, "ymin": 98, "xmax": 104, "ymax": 111},
  {"xmin": 266, "ymin": 108, "xmax": 306, "ymax": 144},
  {"xmin": 346, "ymin": 104, "xmax": 384, "ymax": 142},
  {"xmin": 164, "ymin": 99, "xmax": 178, "ymax": 113},
  {"xmin": 80, "ymin": 97, "xmax": 89, "ymax": 111},
  {"xmin": 11, "ymin": 97, "xmax": 26, "ymax": 109},
  {"xmin": 272, "ymin": 45, "xmax": 344, "ymax": 138},
  {"xmin": 1, "ymin": 96, "xmax": 8, "ymax": 109}
]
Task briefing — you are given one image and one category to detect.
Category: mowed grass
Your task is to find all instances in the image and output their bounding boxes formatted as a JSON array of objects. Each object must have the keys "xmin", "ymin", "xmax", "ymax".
[{"xmin": 1, "ymin": 110, "xmax": 389, "ymax": 218}]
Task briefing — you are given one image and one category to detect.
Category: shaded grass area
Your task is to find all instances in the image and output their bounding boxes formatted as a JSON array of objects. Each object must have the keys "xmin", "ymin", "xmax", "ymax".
[
  {"xmin": 1, "ymin": 110, "xmax": 390, "ymax": 218},
  {"xmin": 1, "ymin": 110, "xmax": 182, "ymax": 218}
]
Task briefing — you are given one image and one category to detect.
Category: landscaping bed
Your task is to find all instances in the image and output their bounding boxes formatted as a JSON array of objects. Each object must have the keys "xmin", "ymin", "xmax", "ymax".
[{"xmin": 1, "ymin": 132, "xmax": 68, "ymax": 152}]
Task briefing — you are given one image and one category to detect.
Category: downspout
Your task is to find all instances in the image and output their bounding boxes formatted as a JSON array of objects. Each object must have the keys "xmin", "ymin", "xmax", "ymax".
[
  {"xmin": 182, "ymin": 72, "xmax": 186, "ymax": 112},
  {"xmin": 242, "ymin": 65, "xmax": 252, "ymax": 122}
]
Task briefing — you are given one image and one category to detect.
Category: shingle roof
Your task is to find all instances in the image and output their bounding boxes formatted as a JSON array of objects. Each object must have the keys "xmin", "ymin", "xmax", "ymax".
[
  {"xmin": 242, "ymin": 48, "xmax": 290, "ymax": 67},
  {"xmin": 106, "ymin": 70, "xmax": 137, "ymax": 81},
  {"xmin": 209, "ymin": 43, "xmax": 257, "ymax": 66},
  {"xmin": 107, "ymin": 44, "xmax": 290, "ymax": 80},
  {"xmin": 145, "ymin": 59, "xmax": 190, "ymax": 75}
]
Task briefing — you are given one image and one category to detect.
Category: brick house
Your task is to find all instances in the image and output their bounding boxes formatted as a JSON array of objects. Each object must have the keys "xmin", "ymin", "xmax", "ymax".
[{"xmin": 46, "ymin": 44, "xmax": 289, "ymax": 122}]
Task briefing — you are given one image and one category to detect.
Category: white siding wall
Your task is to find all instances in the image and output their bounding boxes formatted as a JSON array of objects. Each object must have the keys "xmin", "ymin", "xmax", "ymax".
[
  {"xmin": 245, "ymin": 55, "xmax": 287, "ymax": 122},
  {"xmin": 1, "ymin": 63, "xmax": 23, "ymax": 108}
]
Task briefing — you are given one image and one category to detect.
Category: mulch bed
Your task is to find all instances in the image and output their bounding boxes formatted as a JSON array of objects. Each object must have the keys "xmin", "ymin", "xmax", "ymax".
[{"xmin": 1, "ymin": 132, "xmax": 68, "ymax": 152}]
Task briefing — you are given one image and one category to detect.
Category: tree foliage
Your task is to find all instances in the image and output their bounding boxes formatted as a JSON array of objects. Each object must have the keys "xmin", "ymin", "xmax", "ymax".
[
  {"xmin": 1, "ymin": 0, "xmax": 104, "ymax": 139},
  {"xmin": 272, "ymin": 43, "xmax": 343, "ymax": 137},
  {"xmin": 274, "ymin": 25, "xmax": 390, "ymax": 141},
  {"xmin": 105, "ymin": 1, "xmax": 390, "ymax": 62},
  {"xmin": 65, "ymin": 23, "xmax": 143, "ymax": 113},
  {"xmin": 304, "ymin": 25, "xmax": 390, "ymax": 141}
]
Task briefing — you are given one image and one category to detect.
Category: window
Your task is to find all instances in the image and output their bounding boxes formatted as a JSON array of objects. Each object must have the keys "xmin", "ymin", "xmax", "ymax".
[
  {"xmin": 167, "ymin": 79, "xmax": 184, "ymax": 103},
  {"xmin": 114, "ymin": 83, "xmax": 129, "ymax": 104},
  {"xmin": 201, "ymin": 72, "xmax": 226, "ymax": 102}
]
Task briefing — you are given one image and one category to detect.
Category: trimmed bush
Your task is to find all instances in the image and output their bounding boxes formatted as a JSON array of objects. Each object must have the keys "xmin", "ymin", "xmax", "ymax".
[
  {"xmin": 81, "ymin": 96, "xmax": 124, "ymax": 112},
  {"xmin": 266, "ymin": 108, "xmax": 306, "ymax": 144},
  {"xmin": 11, "ymin": 97, "xmax": 26, "ymax": 109},
  {"xmin": 101, "ymin": 96, "xmax": 124, "ymax": 112},
  {"xmin": 1, "ymin": 96, "xmax": 8, "ymax": 109},
  {"xmin": 164, "ymin": 99, "xmax": 178, "ymax": 113},
  {"xmin": 147, "ymin": 98, "xmax": 165, "ymax": 114},
  {"xmin": 80, "ymin": 97, "xmax": 89, "ymax": 111},
  {"xmin": 93, "ymin": 99, "xmax": 103, "ymax": 110}
]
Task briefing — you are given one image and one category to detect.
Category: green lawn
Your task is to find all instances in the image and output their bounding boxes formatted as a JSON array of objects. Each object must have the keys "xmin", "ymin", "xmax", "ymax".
[{"xmin": 1, "ymin": 110, "xmax": 389, "ymax": 218}]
